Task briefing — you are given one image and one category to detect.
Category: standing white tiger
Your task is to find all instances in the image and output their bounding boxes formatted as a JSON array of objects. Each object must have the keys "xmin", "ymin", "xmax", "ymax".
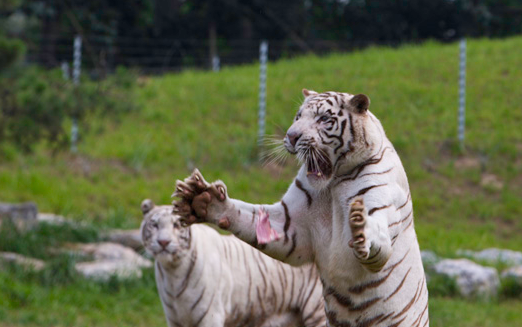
[
  {"xmin": 140, "ymin": 199, "xmax": 326, "ymax": 327},
  {"xmin": 173, "ymin": 89, "xmax": 429, "ymax": 327}
]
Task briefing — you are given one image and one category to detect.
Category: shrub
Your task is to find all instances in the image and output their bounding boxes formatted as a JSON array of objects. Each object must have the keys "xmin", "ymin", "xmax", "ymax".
[
  {"xmin": 0, "ymin": 35, "xmax": 25, "ymax": 72},
  {"xmin": 0, "ymin": 65, "xmax": 138, "ymax": 152}
]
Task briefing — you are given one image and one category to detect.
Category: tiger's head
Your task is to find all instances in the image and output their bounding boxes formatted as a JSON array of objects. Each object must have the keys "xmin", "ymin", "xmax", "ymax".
[
  {"xmin": 284, "ymin": 89, "xmax": 383, "ymax": 189},
  {"xmin": 140, "ymin": 199, "xmax": 192, "ymax": 264}
]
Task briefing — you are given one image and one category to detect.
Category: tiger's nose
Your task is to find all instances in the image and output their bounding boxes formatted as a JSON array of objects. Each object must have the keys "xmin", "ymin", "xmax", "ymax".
[
  {"xmin": 286, "ymin": 131, "xmax": 302, "ymax": 147},
  {"xmin": 158, "ymin": 240, "xmax": 171, "ymax": 249}
]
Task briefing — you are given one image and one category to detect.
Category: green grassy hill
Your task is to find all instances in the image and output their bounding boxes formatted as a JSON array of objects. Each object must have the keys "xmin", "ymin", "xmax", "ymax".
[
  {"xmin": 1, "ymin": 36, "xmax": 522, "ymax": 326},
  {"xmin": 2, "ymin": 36, "xmax": 521, "ymax": 255}
]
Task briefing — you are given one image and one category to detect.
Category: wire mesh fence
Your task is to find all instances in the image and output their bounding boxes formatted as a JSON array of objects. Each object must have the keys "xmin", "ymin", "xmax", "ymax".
[{"xmin": 24, "ymin": 34, "xmax": 401, "ymax": 75}]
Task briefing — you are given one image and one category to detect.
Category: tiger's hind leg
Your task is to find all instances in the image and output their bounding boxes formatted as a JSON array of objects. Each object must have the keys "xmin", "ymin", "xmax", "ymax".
[{"xmin": 348, "ymin": 197, "xmax": 391, "ymax": 272}]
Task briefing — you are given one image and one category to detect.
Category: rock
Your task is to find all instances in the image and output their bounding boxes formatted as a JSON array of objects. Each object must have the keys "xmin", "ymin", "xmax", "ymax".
[
  {"xmin": 421, "ymin": 250, "xmax": 439, "ymax": 267},
  {"xmin": 0, "ymin": 252, "xmax": 45, "ymax": 271},
  {"xmin": 0, "ymin": 202, "xmax": 38, "ymax": 230},
  {"xmin": 71, "ymin": 242, "xmax": 151, "ymax": 266},
  {"xmin": 454, "ymin": 156, "xmax": 481, "ymax": 170},
  {"xmin": 75, "ymin": 260, "xmax": 144, "ymax": 280},
  {"xmin": 104, "ymin": 229, "xmax": 143, "ymax": 251},
  {"xmin": 432, "ymin": 258, "xmax": 500, "ymax": 298},
  {"xmin": 37, "ymin": 213, "xmax": 67, "ymax": 225},
  {"xmin": 70, "ymin": 242, "xmax": 152, "ymax": 281},
  {"xmin": 457, "ymin": 248, "xmax": 522, "ymax": 266},
  {"xmin": 501, "ymin": 266, "xmax": 522, "ymax": 284}
]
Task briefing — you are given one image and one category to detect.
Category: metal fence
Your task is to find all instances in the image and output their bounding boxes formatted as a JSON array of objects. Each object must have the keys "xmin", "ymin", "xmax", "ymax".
[{"xmin": 25, "ymin": 34, "xmax": 398, "ymax": 75}]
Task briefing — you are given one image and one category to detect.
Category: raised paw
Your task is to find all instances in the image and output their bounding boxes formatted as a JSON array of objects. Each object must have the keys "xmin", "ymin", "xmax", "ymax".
[
  {"xmin": 348, "ymin": 197, "xmax": 370, "ymax": 260},
  {"xmin": 172, "ymin": 169, "xmax": 229, "ymax": 226}
]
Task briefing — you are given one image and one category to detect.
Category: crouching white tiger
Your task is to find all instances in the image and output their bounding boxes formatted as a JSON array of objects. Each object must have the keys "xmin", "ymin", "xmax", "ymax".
[
  {"xmin": 140, "ymin": 199, "xmax": 326, "ymax": 327},
  {"xmin": 174, "ymin": 89, "xmax": 429, "ymax": 327}
]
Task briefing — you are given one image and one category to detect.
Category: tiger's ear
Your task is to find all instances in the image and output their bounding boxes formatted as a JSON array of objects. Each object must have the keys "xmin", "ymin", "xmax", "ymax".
[
  {"xmin": 302, "ymin": 88, "xmax": 318, "ymax": 98},
  {"xmin": 141, "ymin": 199, "xmax": 155, "ymax": 214},
  {"xmin": 349, "ymin": 94, "xmax": 370, "ymax": 114}
]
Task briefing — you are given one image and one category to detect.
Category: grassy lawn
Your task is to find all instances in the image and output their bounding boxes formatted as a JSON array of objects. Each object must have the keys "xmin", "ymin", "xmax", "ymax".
[
  {"xmin": 1, "ymin": 36, "xmax": 521, "ymax": 326},
  {"xmin": 1, "ymin": 267, "xmax": 522, "ymax": 327}
]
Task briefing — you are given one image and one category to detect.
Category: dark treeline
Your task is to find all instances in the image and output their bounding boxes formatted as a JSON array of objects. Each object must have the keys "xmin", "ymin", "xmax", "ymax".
[{"xmin": 2, "ymin": 0, "xmax": 522, "ymax": 72}]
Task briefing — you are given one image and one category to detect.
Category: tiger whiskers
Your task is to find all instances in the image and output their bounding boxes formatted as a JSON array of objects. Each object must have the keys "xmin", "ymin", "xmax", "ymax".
[{"xmin": 260, "ymin": 135, "xmax": 289, "ymax": 167}]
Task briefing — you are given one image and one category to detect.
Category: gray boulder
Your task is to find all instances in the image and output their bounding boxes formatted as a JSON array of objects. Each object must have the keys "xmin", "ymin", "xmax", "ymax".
[
  {"xmin": 0, "ymin": 252, "xmax": 45, "ymax": 271},
  {"xmin": 37, "ymin": 213, "xmax": 67, "ymax": 225},
  {"xmin": 457, "ymin": 248, "xmax": 522, "ymax": 266},
  {"xmin": 103, "ymin": 229, "xmax": 143, "ymax": 251},
  {"xmin": 432, "ymin": 258, "xmax": 500, "ymax": 298},
  {"xmin": 421, "ymin": 250, "xmax": 439, "ymax": 267},
  {"xmin": 70, "ymin": 242, "xmax": 152, "ymax": 281},
  {"xmin": 0, "ymin": 202, "xmax": 38, "ymax": 230}
]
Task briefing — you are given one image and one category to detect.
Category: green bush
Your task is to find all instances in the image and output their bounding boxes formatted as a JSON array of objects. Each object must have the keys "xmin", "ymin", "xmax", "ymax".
[
  {"xmin": 500, "ymin": 277, "xmax": 522, "ymax": 299},
  {"xmin": 0, "ymin": 36, "xmax": 25, "ymax": 72},
  {"xmin": 0, "ymin": 66, "xmax": 138, "ymax": 152},
  {"xmin": 427, "ymin": 273, "xmax": 459, "ymax": 297}
]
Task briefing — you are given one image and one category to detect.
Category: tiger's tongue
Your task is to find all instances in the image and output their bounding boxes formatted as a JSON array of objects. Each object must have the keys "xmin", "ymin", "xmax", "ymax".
[{"xmin": 306, "ymin": 160, "xmax": 324, "ymax": 177}]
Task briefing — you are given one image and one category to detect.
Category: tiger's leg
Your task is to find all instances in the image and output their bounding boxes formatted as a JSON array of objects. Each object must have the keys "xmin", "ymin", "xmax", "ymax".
[
  {"xmin": 348, "ymin": 197, "xmax": 392, "ymax": 272},
  {"xmin": 173, "ymin": 169, "xmax": 313, "ymax": 265}
]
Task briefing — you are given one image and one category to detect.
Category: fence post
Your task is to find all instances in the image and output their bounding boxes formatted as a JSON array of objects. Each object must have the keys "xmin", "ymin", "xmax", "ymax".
[
  {"xmin": 212, "ymin": 55, "xmax": 220, "ymax": 72},
  {"xmin": 458, "ymin": 38, "xmax": 466, "ymax": 149},
  {"xmin": 71, "ymin": 35, "xmax": 82, "ymax": 153},
  {"xmin": 61, "ymin": 62, "xmax": 70, "ymax": 80},
  {"xmin": 258, "ymin": 40, "xmax": 268, "ymax": 148}
]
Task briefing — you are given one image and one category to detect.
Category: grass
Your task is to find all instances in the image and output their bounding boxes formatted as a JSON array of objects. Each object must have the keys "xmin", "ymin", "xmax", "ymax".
[{"xmin": 1, "ymin": 36, "xmax": 522, "ymax": 326}]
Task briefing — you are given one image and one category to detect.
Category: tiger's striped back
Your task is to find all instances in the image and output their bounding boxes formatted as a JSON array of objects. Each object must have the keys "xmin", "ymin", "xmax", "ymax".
[{"xmin": 140, "ymin": 201, "xmax": 326, "ymax": 327}]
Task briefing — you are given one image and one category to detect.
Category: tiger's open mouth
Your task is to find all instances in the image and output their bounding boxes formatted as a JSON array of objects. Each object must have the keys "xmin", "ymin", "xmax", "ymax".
[{"xmin": 305, "ymin": 150, "xmax": 332, "ymax": 179}]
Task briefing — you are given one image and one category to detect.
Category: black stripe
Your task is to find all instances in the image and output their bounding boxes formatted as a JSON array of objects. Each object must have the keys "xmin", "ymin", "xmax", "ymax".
[
  {"xmin": 392, "ymin": 278, "xmax": 423, "ymax": 319},
  {"xmin": 346, "ymin": 184, "xmax": 387, "ymax": 204},
  {"xmin": 282, "ymin": 200, "xmax": 291, "ymax": 243},
  {"xmin": 388, "ymin": 208, "xmax": 413, "ymax": 228},
  {"xmin": 295, "ymin": 179, "xmax": 312, "ymax": 207},
  {"xmin": 285, "ymin": 232, "xmax": 298, "ymax": 259},
  {"xmin": 190, "ymin": 288, "xmax": 206, "ymax": 311},
  {"xmin": 384, "ymin": 267, "xmax": 412, "ymax": 302},
  {"xmin": 396, "ymin": 192, "xmax": 411, "ymax": 210},
  {"xmin": 193, "ymin": 291, "xmax": 215, "ymax": 325},
  {"xmin": 335, "ymin": 147, "xmax": 392, "ymax": 185},
  {"xmin": 368, "ymin": 204, "xmax": 391, "ymax": 215},
  {"xmin": 176, "ymin": 249, "xmax": 197, "ymax": 297},
  {"xmin": 350, "ymin": 249, "xmax": 411, "ymax": 294},
  {"xmin": 333, "ymin": 119, "xmax": 347, "ymax": 154},
  {"xmin": 349, "ymin": 113, "xmax": 355, "ymax": 141}
]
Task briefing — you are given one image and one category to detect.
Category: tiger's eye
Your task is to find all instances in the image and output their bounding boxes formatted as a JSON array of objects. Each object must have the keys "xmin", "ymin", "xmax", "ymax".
[{"xmin": 317, "ymin": 115, "xmax": 329, "ymax": 122}]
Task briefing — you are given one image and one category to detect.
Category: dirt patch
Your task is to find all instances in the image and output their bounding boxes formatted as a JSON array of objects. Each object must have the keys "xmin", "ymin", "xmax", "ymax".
[
  {"xmin": 480, "ymin": 173, "xmax": 504, "ymax": 191},
  {"xmin": 455, "ymin": 157, "xmax": 482, "ymax": 170}
]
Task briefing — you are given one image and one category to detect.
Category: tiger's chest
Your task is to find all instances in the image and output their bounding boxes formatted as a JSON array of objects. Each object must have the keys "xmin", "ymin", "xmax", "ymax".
[{"xmin": 310, "ymin": 184, "xmax": 373, "ymax": 285}]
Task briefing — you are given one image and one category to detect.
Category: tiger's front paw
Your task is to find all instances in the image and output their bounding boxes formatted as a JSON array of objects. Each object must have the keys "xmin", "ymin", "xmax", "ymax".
[
  {"xmin": 172, "ymin": 169, "xmax": 229, "ymax": 226},
  {"xmin": 348, "ymin": 197, "xmax": 370, "ymax": 261}
]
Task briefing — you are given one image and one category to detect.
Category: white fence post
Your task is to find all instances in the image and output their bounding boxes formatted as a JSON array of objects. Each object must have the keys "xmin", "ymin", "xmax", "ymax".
[
  {"xmin": 212, "ymin": 55, "xmax": 220, "ymax": 72},
  {"xmin": 71, "ymin": 35, "xmax": 82, "ymax": 153},
  {"xmin": 258, "ymin": 40, "xmax": 268, "ymax": 148},
  {"xmin": 61, "ymin": 62, "xmax": 70, "ymax": 80},
  {"xmin": 458, "ymin": 38, "xmax": 466, "ymax": 149}
]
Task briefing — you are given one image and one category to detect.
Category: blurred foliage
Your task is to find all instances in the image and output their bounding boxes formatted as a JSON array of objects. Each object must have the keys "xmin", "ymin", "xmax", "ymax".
[
  {"xmin": 0, "ymin": 219, "xmax": 99, "ymax": 259},
  {"xmin": 1, "ymin": 1, "xmax": 521, "ymax": 71},
  {"xmin": 0, "ymin": 66, "xmax": 138, "ymax": 152},
  {"xmin": 0, "ymin": 36, "xmax": 25, "ymax": 71}
]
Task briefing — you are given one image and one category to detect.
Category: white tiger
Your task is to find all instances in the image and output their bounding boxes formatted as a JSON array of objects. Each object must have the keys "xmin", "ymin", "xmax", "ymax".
[
  {"xmin": 173, "ymin": 89, "xmax": 429, "ymax": 327},
  {"xmin": 140, "ymin": 199, "xmax": 326, "ymax": 327}
]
